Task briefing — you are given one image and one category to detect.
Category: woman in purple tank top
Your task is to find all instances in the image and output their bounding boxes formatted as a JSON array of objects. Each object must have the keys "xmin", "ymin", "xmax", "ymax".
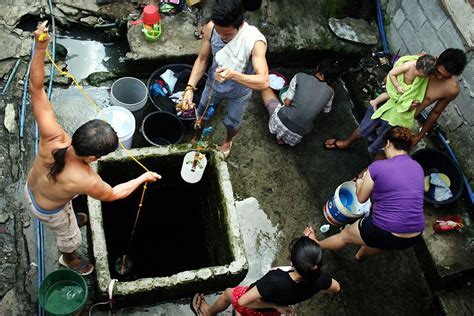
[{"xmin": 317, "ymin": 127, "xmax": 425, "ymax": 261}]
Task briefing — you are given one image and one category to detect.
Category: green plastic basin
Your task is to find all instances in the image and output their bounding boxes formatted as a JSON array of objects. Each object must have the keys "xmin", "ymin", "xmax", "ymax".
[{"xmin": 39, "ymin": 269, "xmax": 88, "ymax": 316}]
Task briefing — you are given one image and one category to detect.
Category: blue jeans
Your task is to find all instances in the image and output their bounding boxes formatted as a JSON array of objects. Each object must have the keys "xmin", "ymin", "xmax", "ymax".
[
  {"xmin": 197, "ymin": 83, "xmax": 253, "ymax": 131},
  {"xmin": 358, "ymin": 106, "xmax": 392, "ymax": 154}
]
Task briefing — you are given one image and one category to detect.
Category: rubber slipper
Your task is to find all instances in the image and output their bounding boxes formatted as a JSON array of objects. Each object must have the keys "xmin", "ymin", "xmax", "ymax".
[
  {"xmin": 59, "ymin": 255, "xmax": 94, "ymax": 276},
  {"xmin": 190, "ymin": 293, "xmax": 201, "ymax": 315},
  {"xmin": 75, "ymin": 213, "xmax": 88, "ymax": 228},
  {"xmin": 324, "ymin": 139, "xmax": 342, "ymax": 151}
]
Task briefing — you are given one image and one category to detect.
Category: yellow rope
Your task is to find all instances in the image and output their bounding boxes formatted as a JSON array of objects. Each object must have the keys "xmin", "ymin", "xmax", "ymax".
[{"xmin": 45, "ymin": 50, "xmax": 151, "ymax": 173}]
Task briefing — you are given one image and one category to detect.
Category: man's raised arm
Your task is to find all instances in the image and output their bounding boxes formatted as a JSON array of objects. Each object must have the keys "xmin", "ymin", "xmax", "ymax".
[{"xmin": 29, "ymin": 21, "xmax": 64, "ymax": 142}]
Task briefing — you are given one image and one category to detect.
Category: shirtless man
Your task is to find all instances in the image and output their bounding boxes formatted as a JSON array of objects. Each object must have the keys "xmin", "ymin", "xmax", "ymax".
[
  {"xmin": 324, "ymin": 48, "xmax": 467, "ymax": 154},
  {"xmin": 25, "ymin": 22, "xmax": 159, "ymax": 275}
]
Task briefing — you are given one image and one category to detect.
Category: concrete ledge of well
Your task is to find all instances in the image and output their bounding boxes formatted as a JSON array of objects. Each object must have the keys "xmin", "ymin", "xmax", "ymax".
[{"xmin": 88, "ymin": 145, "xmax": 248, "ymax": 305}]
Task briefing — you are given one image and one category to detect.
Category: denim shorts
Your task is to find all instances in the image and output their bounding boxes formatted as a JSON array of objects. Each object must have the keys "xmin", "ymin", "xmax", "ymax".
[
  {"xmin": 358, "ymin": 106, "xmax": 392, "ymax": 154},
  {"xmin": 197, "ymin": 83, "xmax": 253, "ymax": 131}
]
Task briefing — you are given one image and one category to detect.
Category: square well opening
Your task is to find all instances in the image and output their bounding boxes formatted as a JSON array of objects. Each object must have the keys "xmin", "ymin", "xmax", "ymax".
[{"xmin": 88, "ymin": 147, "xmax": 247, "ymax": 303}]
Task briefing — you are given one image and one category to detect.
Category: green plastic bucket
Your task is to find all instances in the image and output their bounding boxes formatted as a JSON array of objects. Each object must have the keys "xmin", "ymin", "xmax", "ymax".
[{"xmin": 39, "ymin": 269, "xmax": 88, "ymax": 316}]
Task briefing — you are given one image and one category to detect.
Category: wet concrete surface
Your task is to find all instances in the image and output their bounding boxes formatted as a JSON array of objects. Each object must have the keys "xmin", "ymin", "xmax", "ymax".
[
  {"xmin": 1, "ymin": 1, "xmax": 471, "ymax": 315},
  {"xmin": 36, "ymin": 72, "xmax": 435, "ymax": 314}
]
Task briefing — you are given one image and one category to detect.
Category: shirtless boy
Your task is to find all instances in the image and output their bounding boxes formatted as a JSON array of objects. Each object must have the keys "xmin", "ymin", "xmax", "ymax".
[{"xmin": 25, "ymin": 22, "xmax": 159, "ymax": 275}]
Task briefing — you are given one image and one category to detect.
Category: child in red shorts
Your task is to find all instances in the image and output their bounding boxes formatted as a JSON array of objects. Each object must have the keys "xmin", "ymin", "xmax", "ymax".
[{"xmin": 191, "ymin": 226, "xmax": 340, "ymax": 315}]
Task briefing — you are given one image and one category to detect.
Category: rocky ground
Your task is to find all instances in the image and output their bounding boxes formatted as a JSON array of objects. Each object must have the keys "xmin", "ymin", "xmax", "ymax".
[{"xmin": 0, "ymin": 0, "xmax": 473, "ymax": 315}]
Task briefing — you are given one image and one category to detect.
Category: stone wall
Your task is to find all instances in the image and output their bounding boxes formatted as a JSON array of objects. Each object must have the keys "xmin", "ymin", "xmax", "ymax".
[{"xmin": 381, "ymin": 0, "xmax": 474, "ymax": 188}]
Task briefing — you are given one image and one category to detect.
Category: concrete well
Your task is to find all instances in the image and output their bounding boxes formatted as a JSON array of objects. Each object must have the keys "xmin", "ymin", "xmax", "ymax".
[{"xmin": 87, "ymin": 146, "xmax": 247, "ymax": 305}]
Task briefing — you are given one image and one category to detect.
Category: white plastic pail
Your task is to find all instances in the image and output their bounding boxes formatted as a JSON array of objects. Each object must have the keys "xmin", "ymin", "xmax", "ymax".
[
  {"xmin": 181, "ymin": 151, "xmax": 207, "ymax": 184},
  {"xmin": 97, "ymin": 106, "xmax": 136, "ymax": 150},
  {"xmin": 323, "ymin": 181, "xmax": 371, "ymax": 226}
]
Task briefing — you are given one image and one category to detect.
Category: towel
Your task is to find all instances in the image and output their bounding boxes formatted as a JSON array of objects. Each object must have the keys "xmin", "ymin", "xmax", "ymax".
[
  {"xmin": 429, "ymin": 173, "xmax": 453, "ymax": 202},
  {"xmin": 160, "ymin": 69, "xmax": 177, "ymax": 94},
  {"xmin": 215, "ymin": 22, "xmax": 266, "ymax": 73},
  {"xmin": 371, "ymin": 55, "xmax": 429, "ymax": 128}
]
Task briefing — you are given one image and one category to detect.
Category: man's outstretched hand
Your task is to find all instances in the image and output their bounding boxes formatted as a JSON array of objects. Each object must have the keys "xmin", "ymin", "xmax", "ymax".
[{"xmin": 33, "ymin": 21, "xmax": 50, "ymax": 50}]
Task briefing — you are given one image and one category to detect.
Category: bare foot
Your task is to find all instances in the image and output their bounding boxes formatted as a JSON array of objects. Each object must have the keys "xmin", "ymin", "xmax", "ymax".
[
  {"xmin": 354, "ymin": 253, "xmax": 366, "ymax": 263},
  {"xmin": 369, "ymin": 99, "xmax": 378, "ymax": 111},
  {"xmin": 324, "ymin": 139, "xmax": 349, "ymax": 150},
  {"xmin": 219, "ymin": 140, "xmax": 233, "ymax": 159},
  {"xmin": 354, "ymin": 247, "xmax": 367, "ymax": 263}
]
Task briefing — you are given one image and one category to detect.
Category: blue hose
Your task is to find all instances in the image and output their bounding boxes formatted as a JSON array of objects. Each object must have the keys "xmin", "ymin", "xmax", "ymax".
[
  {"xmin": 1, "ymin": 59, "xmax": 21, "ymax": 96},
  {"xmin": 437, "ymin": 131, "xmax": 474, "ymax": 205},
  {"xmin": 376, "ymin": 0, "xmax": 390, "ymax": 55}
]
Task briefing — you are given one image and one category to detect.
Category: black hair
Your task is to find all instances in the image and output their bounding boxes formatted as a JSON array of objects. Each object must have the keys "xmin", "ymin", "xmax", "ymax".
[
  {"xmin": 211, "ymin": 0, "xmax": 245, "ymax": 28},
  {"xmin": 241, "ymin": 0, "xmax": 262, "ymax": 12},
  {"xmin": 48, "ymin": 119, "xmax": 118, "ymax": 181},
  {"xmin": 383, "ymin": 126, "xmax": 413, "ymax": 152},
  {"xmin": 317, "ymin": 59, "xmax": 343, "ymax": 85},
  {"xmin": 290, "ymin": 236, "xmax": 323, "ymax": 282},
  {"xmin": 437, "ymin": 48, "xmax": 467, "ymax": 76},
  {"xmin": 415, "ymin": 54, "xmax": 436, "ymax": 76}
]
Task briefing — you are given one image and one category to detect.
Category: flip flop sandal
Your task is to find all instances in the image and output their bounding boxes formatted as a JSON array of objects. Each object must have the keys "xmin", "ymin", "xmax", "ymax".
[
  {"xmin": 190, "ymin": 293, "xmax": 201, "ymax": 315},
  {"xmin": 75, "ymin": 213, "xmax": 88, "ymax": 227},
  {"xmin": 59, "ymin": 255, "xmax": 94, "ymax": 276},
  {"xmin": 324, "ymin": 139, "xmax": 342, "ymax": 151}
]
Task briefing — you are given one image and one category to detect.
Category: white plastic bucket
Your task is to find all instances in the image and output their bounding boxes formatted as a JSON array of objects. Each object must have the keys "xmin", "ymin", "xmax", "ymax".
[
  {"xmin": 181, "ymin": 151, "xmax": 207, "ymax": 184},
  {"xmin": 110, "ymin": 77, "xmax": 148, "ymax": 113},
  {"xmin": 323, "ymin": 181, "xmax": 371, "ymax": 226},
  {"xmin": 97, "ymin": 106, "xmax": 136, "ymax": 150}
]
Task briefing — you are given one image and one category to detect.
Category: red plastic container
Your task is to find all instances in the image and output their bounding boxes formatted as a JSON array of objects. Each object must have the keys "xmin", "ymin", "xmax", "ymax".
[
  {"xmin": 143, "ymin": 5, "xmax": 160, "ymax": 24},
  {"xmin": 131, "ymin": 5, "xmax": 160, "ymax": 25}
]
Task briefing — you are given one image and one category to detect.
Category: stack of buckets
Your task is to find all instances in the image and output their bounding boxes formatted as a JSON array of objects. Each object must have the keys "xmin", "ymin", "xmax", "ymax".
[
  {"xmin": 131, "ymin": 5, "xmax": 162, "ymax": 42},
  {"xmin": 323, "ymin": 181, "xmax": 371, "ymax": 226},
  {"xmin": 97, "ymin": 77, "xmax": 148, "ymax": 150}
]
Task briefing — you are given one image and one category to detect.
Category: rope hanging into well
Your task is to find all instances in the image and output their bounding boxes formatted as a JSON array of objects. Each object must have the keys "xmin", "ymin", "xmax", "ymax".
[{"xmin": 44, "ymin": 49, "xmax": 152, "ymax": 271}]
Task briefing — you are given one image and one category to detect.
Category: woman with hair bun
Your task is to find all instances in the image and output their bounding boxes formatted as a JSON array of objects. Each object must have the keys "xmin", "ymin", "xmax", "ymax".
[
  {"xmin": 318, "ymin": 126, "xmax": 425, "ymax": 260},
  {"xmin": 191, "ymin": 229, "xmax": 340, "ymax": 315}
]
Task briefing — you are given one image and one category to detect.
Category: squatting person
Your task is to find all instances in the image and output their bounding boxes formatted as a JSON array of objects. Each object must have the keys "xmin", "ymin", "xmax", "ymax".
[{"xmin": 318, "ymin": 127, "xmax": 425, "ymax": 260}]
